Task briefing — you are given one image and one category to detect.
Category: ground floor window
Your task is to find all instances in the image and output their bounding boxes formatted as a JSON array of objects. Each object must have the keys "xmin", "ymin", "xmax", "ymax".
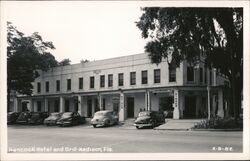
[
  {"xmin": 21, "ymin": 101, "xmax": 28, "ymax": 112},
  {"xmin": 65, "ymin": 100, "xmax": 69, "ymax": 112},
  {"xmin": 102, "ymin": 98, "xmax": 106, "ymax": 110},
  {"xmin": 37, "ymin": 101, "xmax": 42, "ymax": 111},
  {"xmin": 94, "ymin": 98, "xmax": 99, "ymax": 112},
  {"xmin": 74, "ymin": 99, "xmax": 78, "ymax": 112},
  {"xmin": 55, "ymin": 100, "xmax": 59, "ymax": 112}
]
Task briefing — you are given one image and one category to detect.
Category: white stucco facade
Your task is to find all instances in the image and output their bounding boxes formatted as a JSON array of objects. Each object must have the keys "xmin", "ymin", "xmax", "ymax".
[{"xmin": 14, "ymin": 53, "xmax": 229, "ymax": 120}]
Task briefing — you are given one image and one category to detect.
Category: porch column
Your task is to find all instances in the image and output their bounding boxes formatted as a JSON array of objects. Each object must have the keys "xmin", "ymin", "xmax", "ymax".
[
  {"xmin": 213, "ymin": 69, "xmax": 217, "ymax": 86},
  {"xmin": 217, "ymin": 89, "xmax": 224, "ymax": 118},
  {"xmin": 119, "ymin": 92, "xmax": 125, "ymax": 121},
  {"xmin": 173, "ymin": 89, "xmax": 180, "ymax": 119},
  {"xmin": 147, "ymin": 91, "xmax": 151, "ymax": 111},
  {"xmin": 99, "ymin": 94, "xmax": 103, "ymax": 110},
  {"xmin": 29, "ymin": 99, "xmax": 33, "ymax": 112},
  {"xmin": 78, "ymin": 95, "xmax": 83, "ymax": 116},
  {"xmin": 13, "ymin": 97, "xmax": 18, "ymax": 112},
  {"xmin": 60, "ymin": 96, "xmax": 65, "ymax": 112},
  {"xmin": 207, "ymin": 86, "xmax": 211, "ymax": 120},
  {"xmin": 44, "ymin": 98, "xmax": 48, "ymax": 112},
  {"xmin": 145, "ymin": 91, "xmax": 147, "ymax": 111},
  {"xmin": 33, "ymin": 100, "xmax": 38, "ymax": 112}
]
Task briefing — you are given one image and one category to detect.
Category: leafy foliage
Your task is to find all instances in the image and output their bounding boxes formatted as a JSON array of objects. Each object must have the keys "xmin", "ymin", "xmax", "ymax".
[
  {"xmin": 193, "ymin": 116, "xmax": 243, "ymax": 129},
  {"xmin": 136, "ymin": 8, "xmax": 243, "ymax": 118},
  {"xmin": 7, "ymin": 22, "xmax": 57, "ymax": 95},
  {"xmin": 58, "ymin": 58, "xmax": 71, "ymax": 66}
]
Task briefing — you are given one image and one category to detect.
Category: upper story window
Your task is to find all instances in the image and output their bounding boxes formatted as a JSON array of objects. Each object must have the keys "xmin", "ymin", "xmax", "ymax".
[
  {"xmin": 45, "ymin": 81, "xmax": 49, "ymax": 92},
  {"xmin": 187, "ymin": 66, "xmax": 194, "ymax": 82},
  {"xmin": 79, "ymin": 77, "xmax": 83, "ymax": 90},
  {"xmin": 118, "ymin": 73, "xmax": 124, "ymax": 86},
  {"xmin": 141, "ymin": 70, "xmax": 148, "ymax": 84},
  {"xmin": 130, "ymin": 72, "xmax": 136, "ymax": 85},
  {"xmin": 199, "ymin": 68, "xmax": 203, "ymax": 83},
  {"xmin": 169, "ymin": 64, "xmax": 176, "ymax": 82},
  {"xmin": 154, "ymin": 69, "xmax": 161, "ymax": 83},
  {"xmin": 37, "ymin": 82, "xmax": 41, "ymax": 93},
  {"xmin": 56, "ymin": 80, "xmax": 60, "ymax": 92},
  {"xmin": 90, "ymin": 76, "xmax": 95, "ymax": 88},
  {"xmin": 67, "ymin": 79, "xmax": 71, "ymax": 90},
  {"xmin": 100, "ymin": 75, "xmax": 105, "ymax": 88},
  {"xmin": 108, "ymin": 74, "xmax": 113, "ymax": 87}
]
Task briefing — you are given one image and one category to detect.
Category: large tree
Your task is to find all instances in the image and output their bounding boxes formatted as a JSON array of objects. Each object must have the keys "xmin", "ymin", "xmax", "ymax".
[
  {"xmin": 136, "ymin": 8, "xmax": 243, "ymax": 119},
  {"xmin": 7, "ymin": 22, "xmax": 58, "ymax": 111}
]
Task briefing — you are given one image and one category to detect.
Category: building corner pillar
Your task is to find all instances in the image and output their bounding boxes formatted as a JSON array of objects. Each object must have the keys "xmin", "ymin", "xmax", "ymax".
[
  {"xmin": 119, "ymin": 92, "xmax": 125, "ymax": 121},
  {"xmin": 173, "ymin": 90, "xmax": 180, "ymax": 119},
  {"xmin": 217, "ymin": 89, "xmax": 224, "ymax": 118}
]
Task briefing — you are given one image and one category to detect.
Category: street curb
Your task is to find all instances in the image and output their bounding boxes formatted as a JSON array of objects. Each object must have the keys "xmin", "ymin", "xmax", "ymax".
[
  {"xmin": 154, "ymin": 128, "xmax": 243, "ymax": 131},
  {"xmin": 154, "ymin": 128, "xmax": 190, "ymax": 131},
  {"xmin": 190, "ymin": 128, "xmax": 243, "ymax": 131}
]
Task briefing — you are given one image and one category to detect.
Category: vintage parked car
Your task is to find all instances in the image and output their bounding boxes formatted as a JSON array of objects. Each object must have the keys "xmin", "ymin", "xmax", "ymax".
[
  {"xmin": 134, "ymin": 111, "xmax": 165, "ymax": 129},
  {"xmin": 7, "ymin": 112, "xmax": 21, "ymax": 124},
  {"xmin": 91, "ymin": 110, "xmax": 119, "ymax": 128},
  {"xmin": 28, "ymin": 112, "xmax": 49, "ymax": 125},
  {"xmin": 16, "ymin": 111, "xmax": 32, "ymax": 124},
  {"xmin": 56, "ymin": 112, "xmax": 85, "ymax": 126},
  {"xmin": 44, "ymin": 112, "xmax": 62, "ymax": 126}
]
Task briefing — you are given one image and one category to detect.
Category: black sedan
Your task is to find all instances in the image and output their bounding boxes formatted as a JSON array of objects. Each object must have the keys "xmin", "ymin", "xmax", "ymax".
[
  {"xmin": 16, "ymin": 112, "xmax": 31, "ymax": 124},
  {"xmin": 56, "ymin": 112, "xmax": 85, "ymax": 126},
  {"xmin": 7, "ymin": 112, "xmax": 20, "ymax": 124},
  {"xmin": 134, "ymin": 111, "xmax": 165, "ymax": 129},
  {"xmin": 28, "ymin": 112, "xmax": 49, "ymax": 125},
  {"xmin": 44, "ymin": 112, "xmax": 62, "ymax": 126}
]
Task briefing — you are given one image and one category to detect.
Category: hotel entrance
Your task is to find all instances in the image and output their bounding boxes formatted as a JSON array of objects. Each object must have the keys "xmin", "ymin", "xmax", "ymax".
[{"xmin": 127, "ymin": 97, "xmax": 134, "ymax": 118}]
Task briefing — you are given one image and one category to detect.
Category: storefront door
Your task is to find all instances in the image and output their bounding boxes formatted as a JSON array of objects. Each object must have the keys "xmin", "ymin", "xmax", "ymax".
[
  {"xmin": 184, "ymin": 96, "xmax": 196, "ymax": 118},
  {"xmin": 87, "ymin": 99, "xmax": 92, "ymax": 117},
  {"xmin": 127, "ymin": 97, "xmax": 134, "ymax": 118}
]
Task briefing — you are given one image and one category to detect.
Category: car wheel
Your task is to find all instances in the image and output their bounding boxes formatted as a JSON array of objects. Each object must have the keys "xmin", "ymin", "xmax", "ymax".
[
  {"xmin": 136, "ymin": 126, "xmax": 140, "ymax": 129},
  {"xmin": 152, "ymin": 121, "xmax": 157, "ymax": 128},
  {"xmin": 105, "ymin": 120, "xmax": 110, "ymax": 126},
  {"xmin": 93, "ymin": 124, "xmax": 97, "ymax": 128}
]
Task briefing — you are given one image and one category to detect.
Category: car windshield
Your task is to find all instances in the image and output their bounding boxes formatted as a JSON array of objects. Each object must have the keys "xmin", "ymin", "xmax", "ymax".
[
  {"xmin": 138, "ymin": 112, "xmax": 151, "ymax": 117},
  {"xmin": 61, "ymin": 112, "xmax": 73, "ymax": 118},
  {"xmin": 50, "ymin": 113, "xmax": 60, "ymax": 117},
  {"xmin": 94, "ymin": 111, "xmax": 110, "ymax": 117}
]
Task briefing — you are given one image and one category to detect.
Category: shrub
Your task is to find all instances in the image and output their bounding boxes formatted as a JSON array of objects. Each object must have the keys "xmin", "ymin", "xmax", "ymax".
[{"xmin": 193, "ymin": 116, "xmax": 243, "ymax": 129}]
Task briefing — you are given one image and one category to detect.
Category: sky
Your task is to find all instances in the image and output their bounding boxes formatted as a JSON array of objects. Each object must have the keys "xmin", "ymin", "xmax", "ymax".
[{"xmin": 2, "ymin": 1, "xmax": 148, "ymax": 64}]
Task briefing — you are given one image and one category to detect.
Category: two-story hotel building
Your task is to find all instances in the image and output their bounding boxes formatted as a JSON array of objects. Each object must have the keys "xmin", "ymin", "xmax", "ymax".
[{"xmin": 12, "ymin": 53, "xmax": 229, "ymax": 121}]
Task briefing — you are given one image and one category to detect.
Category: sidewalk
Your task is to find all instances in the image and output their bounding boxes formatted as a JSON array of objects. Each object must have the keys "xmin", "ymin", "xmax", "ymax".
[{"xmin": 154, "ymin": 119, "xmax": 202, "ymax": 131}]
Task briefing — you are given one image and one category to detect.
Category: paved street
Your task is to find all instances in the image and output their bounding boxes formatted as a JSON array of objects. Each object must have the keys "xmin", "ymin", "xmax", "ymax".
[{"xmin": 8, "ymin": 124, "xmax": 243, "ymax": 153}]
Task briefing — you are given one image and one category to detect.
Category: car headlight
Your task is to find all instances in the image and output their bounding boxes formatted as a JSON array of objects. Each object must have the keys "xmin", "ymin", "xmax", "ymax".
[{"xmin": 67, "ymin": 118, "xmax": 72, "ymax": 121}]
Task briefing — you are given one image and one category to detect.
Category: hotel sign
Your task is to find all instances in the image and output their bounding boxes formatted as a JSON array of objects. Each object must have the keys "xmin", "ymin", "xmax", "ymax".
[{"xmin": 174, "ymin": 90, "xmax": 178, "ymax": 109}]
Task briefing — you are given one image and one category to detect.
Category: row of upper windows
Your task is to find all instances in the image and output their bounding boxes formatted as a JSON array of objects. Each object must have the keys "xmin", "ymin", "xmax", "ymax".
[
  {"xmin": 37, "ymin": 68, "xmax": 176, "ymax": 93},
  {"xmin": 36, "ymin": 66, "xmax": 212, "ymax": 93}
]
